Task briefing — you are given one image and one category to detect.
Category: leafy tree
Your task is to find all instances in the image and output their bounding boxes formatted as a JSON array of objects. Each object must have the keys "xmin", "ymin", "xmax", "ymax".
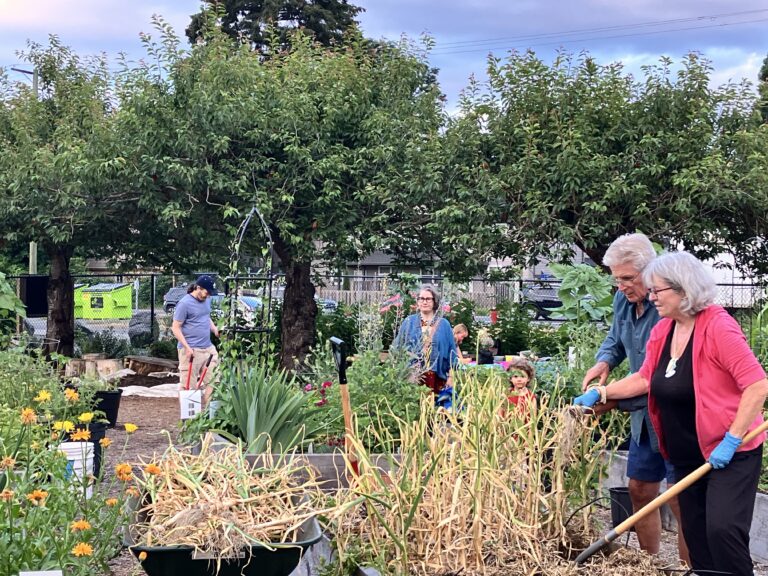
[
  {"xmin": 0, "ymin": 39, "xmax": 138, "ymax": 354},
  {"xmin": 187, "ymin": 0, "xmax": 363, "ymax": 49},
  {"xmin": 758, "ymin": 53, "xmax": 768, "ymax": 123},
  {"xmin": 120, "ymin": 28, "xmax": 444, "ymax": 369},
  {"xmin": 441, "ymin": 51, "xmax": 768, "ymax": 272}
]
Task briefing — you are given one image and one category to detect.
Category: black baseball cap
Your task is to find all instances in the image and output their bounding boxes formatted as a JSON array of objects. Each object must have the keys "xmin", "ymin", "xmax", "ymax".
[{"xmin": 195, "ymin": 275, "xmax": 218, "ymax": 295}]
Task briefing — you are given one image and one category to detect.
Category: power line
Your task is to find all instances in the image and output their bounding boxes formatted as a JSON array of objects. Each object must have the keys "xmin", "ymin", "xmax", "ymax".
[
  {"xmin": 430, "ymin": 17, "xmax": 768, "ymax": 56},
  {"xmin": 432, "ymin": 8, "xmax": 768, "ymax": 49}
]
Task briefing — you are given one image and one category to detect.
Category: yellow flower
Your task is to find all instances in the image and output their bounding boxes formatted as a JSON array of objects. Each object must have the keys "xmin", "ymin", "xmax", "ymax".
[
  {"xmin": 71, "ymin": 542, "xmax": 93, "ymax": 557},
  {"xmin": 124, "ymin": 423, "xmax": 138, "ymax": 434},
  {"xmin": 53, "ymin": 420, "xmax": 75, "ymax": 433},
  {"xmin": 70, "ymin": 519, "xmax": 92, "ymax": 532},
  {"xmin": 64, "ymin": 388, "xmax": 79, "ymax": 402},
  {"xmin": 78, "ymin": 412, "xmax": 94, "ymax": 424},
  {"xmin": 20, "ymin": 408, "xmax": 37, "ymax": 425},
  {"xmin": 0, "ymin": 489, "xmax": 13, "ymax": 502},
  {"xmin": 115, "ymin": 463, "xmax": 133, "ymax": 482},
  {"xmin": 125, "ymin": 486, "xmax": 140, "ymax": 498},
  {"xmin": 33, "ymin": 390, "xmax": 52, "ymax": 403},
  {"xmin": 26, "ymin": 489, "xmax": 48, "ymax": 506},
  {"xmin": 138, "ymin": 551, "xmax": 148, "ymax": 561},
  {"xmin": 144, "ymin": 463, "xmax": 162, "ymax": 476},
  {"xmin": 99, "ymin": 437, "xmax": 112, "ymax": 448},
  {"xmin": 105, "ymin": 498, "xmax": 119, "ymax": 507},
  {"xmin": 0, "ymin": 456, "xmax": 16, "ymax": 470},
  {"xmin": 70, "ymin": 428, "xmax": 91, "ymax": 442}
]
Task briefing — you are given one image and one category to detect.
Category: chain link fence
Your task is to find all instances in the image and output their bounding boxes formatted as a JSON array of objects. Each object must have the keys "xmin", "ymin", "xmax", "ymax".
[{"xmin": 10, "ymin": 273, "xmax": 768, "ymax": 355}]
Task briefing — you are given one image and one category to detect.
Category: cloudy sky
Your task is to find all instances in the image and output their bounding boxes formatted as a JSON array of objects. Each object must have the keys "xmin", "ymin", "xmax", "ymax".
[{"xmin": 1, "ymin": 0, "xmax": 765, "ymax": 107}]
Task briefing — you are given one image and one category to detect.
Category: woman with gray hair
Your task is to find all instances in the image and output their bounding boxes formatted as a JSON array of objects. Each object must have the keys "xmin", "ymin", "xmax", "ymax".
[
  {"xmin": 392, "ymin": 284, "xmax": 457, "ymax": 395},
  {"xmin": 576, "ymin": 251, "xmax": 768, "ymax": 575}
]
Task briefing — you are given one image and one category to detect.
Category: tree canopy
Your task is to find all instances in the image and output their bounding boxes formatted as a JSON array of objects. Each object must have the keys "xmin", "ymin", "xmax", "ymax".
[
  {"xmin": 187, "ymin": 0, "xmax": 363, "ymax": 50},
  {"xmin": 434, "ymin": 51, "xmax": 768, "ymax": 274}
]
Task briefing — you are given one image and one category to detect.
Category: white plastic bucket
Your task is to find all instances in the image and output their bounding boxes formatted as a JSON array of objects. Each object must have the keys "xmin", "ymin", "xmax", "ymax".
[
  {"xmin": 179, "ymin": 389, "xmax": 202, "ymax": 420},
  {"xmin": 59, "ymin": 441, "xmax": 94, "ymax": 498}
]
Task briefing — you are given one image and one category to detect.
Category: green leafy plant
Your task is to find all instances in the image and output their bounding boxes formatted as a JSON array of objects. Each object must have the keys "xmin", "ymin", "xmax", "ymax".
[
  {"xmin": 76, "ymin": 329, "xmax": 133, "ymax": 359},
  {"xmin": 549, "ymin": 263, "xmax": 614, "ymax": 323},
  {"xmin": 488, "ymin": 300, "xmax": 530, "ymax": 356},
  {"xmin": 212, "ymin": 360, "xmax": 326, "ymax": 453}
]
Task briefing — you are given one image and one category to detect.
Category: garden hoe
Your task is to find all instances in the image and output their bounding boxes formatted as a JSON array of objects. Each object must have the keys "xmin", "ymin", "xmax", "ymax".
[
  {"xmin": 330, "ymin": 337, "xmax": 359, "ymax": 477},
  {"xmin": 575, "ymin": 417, "xmax": 768, "ymax": 564}
]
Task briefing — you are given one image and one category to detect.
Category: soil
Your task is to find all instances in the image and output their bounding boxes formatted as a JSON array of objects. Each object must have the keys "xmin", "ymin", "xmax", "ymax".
[
  {"xmin": 105, "ymin": 395, "xmax": 181, "ymax": 576},
  {"xmin": 104, "ymin": 396, "xmax": 768, "ymax": 576}
]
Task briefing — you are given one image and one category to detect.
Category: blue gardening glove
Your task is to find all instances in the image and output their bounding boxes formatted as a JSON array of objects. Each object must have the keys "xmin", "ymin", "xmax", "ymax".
[
  {"xmin": 708, "ymin": 432, "xmax": 742, "ymax": 469},
  {"xmin": 573, "ymin": 388, "xmax": 601, "ymax": 408}
]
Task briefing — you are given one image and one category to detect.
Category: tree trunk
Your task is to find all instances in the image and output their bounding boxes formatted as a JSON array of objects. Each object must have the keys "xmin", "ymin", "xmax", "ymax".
[
  {"xmin": 45, "ymin": 245, "xmax": 75, "ymax": 356},
  {"xmin": 273, "ymin": 236, "xmax": 318, "ymax": 371}
]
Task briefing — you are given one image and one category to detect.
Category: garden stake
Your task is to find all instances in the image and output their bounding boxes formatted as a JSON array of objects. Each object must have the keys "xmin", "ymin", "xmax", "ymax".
[{"xmin": 575, "ymin": 418, "xmax": 768, "ymax": 564}]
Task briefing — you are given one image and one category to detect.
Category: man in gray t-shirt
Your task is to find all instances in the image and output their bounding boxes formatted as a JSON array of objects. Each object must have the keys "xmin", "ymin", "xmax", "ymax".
[{"xmin": 171, "ymin": 275, "xmax": 220, "ymax": 405}]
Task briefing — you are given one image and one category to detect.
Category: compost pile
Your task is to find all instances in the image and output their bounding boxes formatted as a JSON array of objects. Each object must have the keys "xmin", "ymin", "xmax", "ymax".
[
  {"xmin": 326, "ymin": 374, "xmax": 668, "ymax": 575},
  {"xmin": 129, "ymin": 436, "xmax": 330, "ymax": 559}
]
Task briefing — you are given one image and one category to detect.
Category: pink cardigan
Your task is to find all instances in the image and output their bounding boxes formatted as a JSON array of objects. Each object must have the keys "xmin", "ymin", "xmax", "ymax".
[{"xmin": 638, "ymin": 305, "xmax": 766, "ymax": 460}]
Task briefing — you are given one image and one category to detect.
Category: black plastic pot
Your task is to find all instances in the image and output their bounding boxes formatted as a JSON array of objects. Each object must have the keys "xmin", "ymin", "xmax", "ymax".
[
  {"xmin": 128, "ymin": 515, "xmax": 322, "ymax": 576},
  {"xmin": 94, "ymin": 389, "xmax": 123, "ymax": 428},
  {"xmin": 608, "ymin": 486, "xmax": 635, "ymax": 531}
]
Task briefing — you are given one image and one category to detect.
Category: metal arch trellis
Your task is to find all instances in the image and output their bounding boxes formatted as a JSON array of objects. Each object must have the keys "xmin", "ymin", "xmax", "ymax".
[{"xmin": 222, "ymin": 205, "xmax": 277, "ymax": 361}]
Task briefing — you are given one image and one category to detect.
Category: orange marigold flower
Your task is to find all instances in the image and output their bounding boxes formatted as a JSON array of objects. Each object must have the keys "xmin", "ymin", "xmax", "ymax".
[
  {"xmin": 125, "ymin": 486, "xmax": 140, "ymax": 498},
  {"xmin": 105, "ymin": 497, "xmax": 119, "ymax": 507},
  {"xmin": 64, "ymin": 388, "xmax": 80, "ymax": 402},
  {"xmin": 33, "ymin": 390, "xmax": 52, "ymax": 403},
  {"xmin": 99, "ymin": 437, "xmax": 112, "ymax": 448},
  {"xmin": 70, "ymin": 519, "xmax": 92, "ymax": 532},
  {"xmin": 0, "ymin": 456, "xmax": 16, "ymax": 470},
  {"xmin": 0, "ymin": 489, "xmax": 13, "ymax": 502},
  {"xmin": 26, "ymin": 489, "xmax": 49, "ymax": 506},
  {"xmin": 124, "ymin": 423, "xmax": 138, "ymax": 434},
  {"xmin": 115, "ymin": 463, "xmax": 133, "ymax": 482},
  {"xmin": 20, "ymin": 408, "xmax": 37, "ymax": 425},
  {"xmin": 70, "ymin": 428, "xmax": 91, "ymax": 442},
  {"xmin": 71, "ymin": 542, "xmax": 93, "ymax": 557},
  {"xmin": 144, "ymin": 463, "xmax": 162, "ymax": 476},
  {"xmin": 138, "ymin": 551, "xmax": 148, "ymax": 561}
]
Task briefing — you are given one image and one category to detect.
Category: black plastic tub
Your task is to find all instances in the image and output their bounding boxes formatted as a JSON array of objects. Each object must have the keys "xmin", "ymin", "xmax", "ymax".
[
  {"xmin": 608, "ymin": 486, "xmax": 635, "ymax": 531},
  {"xmin": 127, "ymin": 515, "xmax": 322, "ymax": 576}
]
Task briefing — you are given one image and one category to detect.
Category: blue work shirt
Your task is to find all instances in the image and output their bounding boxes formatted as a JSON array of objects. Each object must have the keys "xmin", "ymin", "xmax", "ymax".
[
  {"xmin": 596, "ymin": 291, "xmax": 661, "ymax": 449},
  {"xmin": 174, "ymin": 294, "xmax": 213, "ymax": 349}
]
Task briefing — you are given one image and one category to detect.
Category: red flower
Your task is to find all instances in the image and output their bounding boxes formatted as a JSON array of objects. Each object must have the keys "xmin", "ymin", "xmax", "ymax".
[
  {"xmin": 315, "ymin": 398, "xmax": 328, "ymax": 407},
  {"xmin": 321, "ymin": 381, "xmax": 332, "ymax": 389}
]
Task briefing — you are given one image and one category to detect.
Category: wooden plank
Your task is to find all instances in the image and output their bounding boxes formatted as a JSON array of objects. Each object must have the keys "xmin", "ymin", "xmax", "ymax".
[{"xmin": 125, "ymin": 355, "xmax": 179, "ymax": 376}]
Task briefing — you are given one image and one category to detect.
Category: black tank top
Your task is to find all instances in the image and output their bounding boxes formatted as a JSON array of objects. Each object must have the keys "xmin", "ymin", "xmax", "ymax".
[{"xmin": 649, "ymin": 326, "xmax": 704, "ymax": 467}]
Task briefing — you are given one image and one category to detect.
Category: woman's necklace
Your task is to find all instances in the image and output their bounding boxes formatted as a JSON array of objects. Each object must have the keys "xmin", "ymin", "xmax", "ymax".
[{"xmin": 665, "ymin": 322, "xmax": 693, "ymax": 378}]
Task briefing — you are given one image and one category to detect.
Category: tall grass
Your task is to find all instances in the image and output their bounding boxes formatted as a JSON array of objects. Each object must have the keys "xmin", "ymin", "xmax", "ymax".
[{"xmin": 324, "ymin": 370, "xmax": 618, "ymax": 575}]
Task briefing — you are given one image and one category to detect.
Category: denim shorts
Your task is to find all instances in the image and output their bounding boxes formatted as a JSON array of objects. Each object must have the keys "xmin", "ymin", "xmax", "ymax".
[{"xmin": 627, "ymin": 430, "xmax": 675, "ymax": 483}]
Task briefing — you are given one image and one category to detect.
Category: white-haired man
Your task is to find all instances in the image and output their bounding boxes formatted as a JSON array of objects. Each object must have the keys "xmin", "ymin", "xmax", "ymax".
[{"xmin": 580, "ymin": 233, "xmax": 688, "ymax": 564}]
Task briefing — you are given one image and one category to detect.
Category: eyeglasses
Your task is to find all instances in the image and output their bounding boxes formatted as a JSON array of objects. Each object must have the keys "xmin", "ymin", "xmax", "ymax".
[
  {"xmin": 416, "ymin": 296, "xmax": 434, "ymax": 302},
  {"xmin": 648, "ymin": 286, "xmax": 675, "ymax": 295},
  {"xmin": 610, "ymin": 273, "xmax": 640, "ymax": 287}
]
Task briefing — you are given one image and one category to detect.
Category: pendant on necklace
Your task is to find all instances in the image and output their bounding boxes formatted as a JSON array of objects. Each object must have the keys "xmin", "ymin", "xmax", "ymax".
[{"xmin": 665, "ymin": 357, "xmax": 677, "ymax": 378}]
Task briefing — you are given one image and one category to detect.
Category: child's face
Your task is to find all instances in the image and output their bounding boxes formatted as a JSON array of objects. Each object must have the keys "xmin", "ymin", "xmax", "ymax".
[{"xmin": 508, "ymin": 369, "xmax": 530, "ymax": 390}]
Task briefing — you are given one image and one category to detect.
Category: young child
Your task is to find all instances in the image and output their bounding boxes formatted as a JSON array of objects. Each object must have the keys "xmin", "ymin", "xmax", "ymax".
[{"xmin": 505, "ymin": 357, "xmax": 536, "ymax": 413}]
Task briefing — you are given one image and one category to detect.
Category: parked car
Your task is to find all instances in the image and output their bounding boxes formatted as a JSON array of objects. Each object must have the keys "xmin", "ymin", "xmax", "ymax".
[
  {"xmin": 210, "ymin": 294, "xmax": 263, "ymax": 328},
  {"xmin": 521, "ymin": 283, "xmax": 562, "ymax": 320},
  {"xmin": 162, "ymin": 284, "xmax": 189, "ymax": 314}
]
